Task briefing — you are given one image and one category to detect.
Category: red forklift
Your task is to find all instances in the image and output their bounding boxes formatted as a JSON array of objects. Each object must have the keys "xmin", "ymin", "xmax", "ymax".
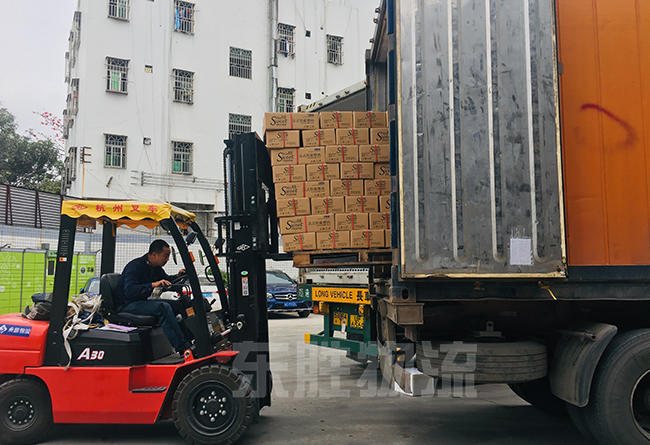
[{"xmin": 0, "ymin": 133, "xmax": 283, "ymax": 444}]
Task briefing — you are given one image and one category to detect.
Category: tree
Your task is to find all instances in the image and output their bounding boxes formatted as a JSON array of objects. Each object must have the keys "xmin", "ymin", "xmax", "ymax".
[{"xmin": 0, "ymin": 107, "xmax": 62, "ymax": 194}]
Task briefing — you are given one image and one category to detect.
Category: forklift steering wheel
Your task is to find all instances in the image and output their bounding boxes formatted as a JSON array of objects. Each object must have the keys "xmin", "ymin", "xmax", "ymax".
[{"xmin": 170, "ymin": 273, "xmax": 188, "ymax": 285}]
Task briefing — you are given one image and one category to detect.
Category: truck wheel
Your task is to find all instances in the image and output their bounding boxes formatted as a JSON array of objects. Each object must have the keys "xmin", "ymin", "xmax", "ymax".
[
  {"xmin": 0, "ymin": 378, "xmax": 53, "ymax": 445},
  {"xmin": 508, "ymin": 377, "xmax": 568, "ymax": 417},
  {"xmin": 584, "ymin": 329, "xmax": 650, "ymax": 444},
  {"xmin": 298, "ymin": 311, "xmax": 310, "ymax": 318},
  {"xmin": 173, "ymin": 365, "xmax": 254, "ymax": 445}
]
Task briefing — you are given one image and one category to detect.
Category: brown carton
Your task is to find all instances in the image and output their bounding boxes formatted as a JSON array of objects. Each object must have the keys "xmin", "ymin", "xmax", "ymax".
[
  {"xmin": 325, "ymin": 145, "xmax": 359, "ymax": 163},
  {"xmin": 374, "ymin": 163, "xmax": 390, "ymax": 178},
  {"xmin": 330, "ymin": 179, "xmax": 364, "ymax": 196},
  {"xmin": 298, "ymin": 147, "xmax": 327, "ymax": 164},
  {"xmin": 341, "ymin": 162, "xmax": 375, "ymax": 180},
  {"xmin": 276, "ymin": 197, "xmax": 311, "ymax": 217},
  {"xmin": 335, "ymin": 213, "xmax": 370, "ymax": 231},
  {"xmin": 270, "ymin": 148, "xmax": 299, "ymax": 166},
  {"xmin": 306, "ymin": 214, "xmax": 335, "ymax": 232},
  {"xmin": 302, "ymin": 129, "xmax": 337, "ymax": 147},
  {"xmin": 279, "ymin": 216, "xmax": 308, "ymax": 234},
  {"xmin": 283, "ymin": 233, "xmax": 317, "ymax": 252},
  {"xmin": 266, "ymin": 130, "xmax": 301, "ymax": 148},
  {"xmin": 351, "ymin": 229, "xmax": 385, "ymax": 248},
  {"xmin": 264, "ymin": 112, "xmax": 318, "ymax": 131},
  {"xmin": 385, "ymin": 229, "xmax": 391, "ymax": 247},
  {"xmin": 320, "ymin": 111, "xmax": 353, "ymax": 129},
  {"xmin": 274, "ymin": 181, "xmax": 329, "ymax": 198},
  {"xmin": 272, "ymin": 165, "xmax": 306, "ymax": 182},
  {"xmin": 311, "ymin": 197, "xmax": 345, "ymax": 214},
  {"xmin": 365, "ymin": 179, "xmax": 390, "ymax": 196},
  {"xmin": 369, "ymin": 212, "xmax": 391, "ymax": 229},
  {"xmin": 317, "ymin": 231, "xmax": 351, "ymax": 249},
  {"xmin": 353, "ymin": 111, "xmax": 388, "ymax": 128},
  {"xmin": 306, "ymin": 163, "xmax": 339, "ymax": 181},
  {"xmin": 370, "ymin": 128, "xmax": 390, "ymax": 144},
  {"xmin": 345, "ymin": 196, "xmax": 379, "ymax": 213},
  {"xmin": 336, "ymin": 128, "xmax": 370, "ymax": 145},
  {"xmin": 359, "ymin": 144, "xmax": 390, "ymax": 162},
  {"xmin": 379, "ymin": 196, "xmax": 391, "ymax": 212}
]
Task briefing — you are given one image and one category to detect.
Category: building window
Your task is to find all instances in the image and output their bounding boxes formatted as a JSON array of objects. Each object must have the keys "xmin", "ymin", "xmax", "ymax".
[
  {"xmin": 174, "ymin": 1, "xmax": 195, "ymax": 34},
  {"xmin": 276, "ymin": 88, "xmax": 295, "ymax": 113},
  {"xmin": 106, "ymin": 57, "xmax": 129, "ymax": 93},
  {"xmin": 172, "ymin": 141, "xmax": 193, "ymax": 174},
  {"xmin": 66, "ymin": 147, "xmax": 77, "ymax": 183},
  {"xmin": 277, "ymin": 23, "xmax": 295, "ymax": 57},
  {"xmin": 173, "ymin": 69, "xmax": 194, "ymax": 104},
  {"xmin": 327, "ymin": 35, "xmax": 344, "ymax": 65},
  {"xmin": 228, "ymin": 114, "xmax": 251, "ymax": 139},
  {"xmin": 105, "ymin": 134, "xmax": 127, "ymax": 168},
  {"xmin": 229, "ymin": 47, "xmax": 252, "ymax": 79},
  {"xmin": 108, "ymin": 0, "xmax": 129, "ymax": 20},
  {"xmin": 67, "ymin": 79, "xmax": 79, "ymax": 116}
]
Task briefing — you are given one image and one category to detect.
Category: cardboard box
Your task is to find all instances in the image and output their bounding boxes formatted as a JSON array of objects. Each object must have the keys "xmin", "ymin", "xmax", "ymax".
[
  {"xmin": 369, "ymin": 212, "xmax": 391, "ymax": 229},
  {"xmin": 370, "ymin": 128, "xmax": 390, "ymax": 144},
  {"xmin": 306, "ymin": 214, "xmax": 335, "ymax": 232},
  {"xmin": 351, "ymin": 229, "xmax": 385, "ymax": 248},
  {"xmin": 311, "ymin": 196, "xmax": 345, "ymax": 214},
  {"xmin": 336, "ymin": 128, "xmax": 370, "ymax": 145},
  {"xmin": 330, "ymin": 179, "xmax": 365, "ymax": 196},
  {"xmin": 365, "ymin": 179, "xmax": 390, "ymax": 196},
  {"xmin": 320, "ymin": 111, "xmax": 353, "ymax": 129},
  {"xmin": 273, "ymin": 165, "xmax": 306, "ymax": 182},
  {"xmin": 353, "ymin": 111, "xmax": 388, "ymax": 128},
  {"xmin": 335, "ymin": 213, "xmax": 370, "ymax": 231},
  {"xmin": 379, "ymin": 196, "xmax": 391, "ymax": 212},
  {"xmin": 279, "ymin": 216, "xmax": 308, "ymax": 234},
  {"xmin": 274, "ymin": 181, "xmax": 329, "ymax": 198},
  {"xmin": 341, "ymin": 162, "xmax": 375, "ymax": 180},
  {"xmin": 266, "ymin": 130, "xmax": 301, "ymax": 148},
  {"xmin": 345, "ymin": 196, "xmax": 379, "ymax": 213},
  {"xmin": 306, "ymin": 163, "xmax": 339, "ymax": 181},
  {"xmin": 359, "ymin": 144, "xmax": 390, "ymax": 163},
  {"xmin": 325, "ymin": 145, "xmax": 359, "ymax": 163},
  {"xmin": 276, "ymin": 197, "xmax": 311, "ymax": 217},
  {"xmin": 302, "ymin": 129, "xmax": 336, "ymax": 147},
  {"xmin": 374, "ymin": 163, "xmax": 390, "ymax": 178},
  {"xmin": 385, "ymin": 229, "xmax": 391, "ymax": 248},
  {"xmin": 264, "ymin": 112, "xmax": 318, "ymax": 131},
  {"xmin": 316, "ymin": 231, "xmax": 351, "ymax": 249},
  {"xmin": 298, "ymin": 147, "xmax": 327, "ymax": 164},
  {"xmin": 283, "ymin": 233, "xmax": 317, "ymax": 252},
  {"xmin": 270, "ymin": 148, "xmax": 299, "ymax": 166}
]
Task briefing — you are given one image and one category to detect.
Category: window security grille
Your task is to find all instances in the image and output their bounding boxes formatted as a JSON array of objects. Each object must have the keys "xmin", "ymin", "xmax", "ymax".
[
  {"xmin": 276, "ymin": 88, "xmax": 295, "ymax": 113},
  {"xmin": 105, "ymin": 134, "xmax": 127, "ymax": 168},
  {"xmin": 108, "ymin": 0, "xmax": 129, "ymax": 20},
  {"xmin": 172, "ymin": 141, "xmax": 193, "ymax": 174},
  {"xmin": 229, "ymin": 47, "xmax": 252, "ymax": 79},
  {"xmin": 228, "ymin": 114, "xmax": 252, "ymax": 139},
  {"xmin": 327, "ymin": 35, "xmax": 344, "ymax": 65},
  {"xmin": 277, "ymin": 23, "xmax": 295, "ymax": 57},
  {"xmin": 173, "ymin": 69, "xmax": 194, "ymax": 104},
  {"xmin": 68, "ymin": 79, "xmax": 79, "ymax": 115},
  {"xmin": 174, "ymin": 1, "xmax": 195, "ymax": 34},
  {"xmin": 106, "ymin": 57, "xmax": 129, "ymax": 93}
]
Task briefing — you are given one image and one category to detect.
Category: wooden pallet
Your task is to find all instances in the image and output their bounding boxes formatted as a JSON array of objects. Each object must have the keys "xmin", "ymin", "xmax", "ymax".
[{"xmin": 293, "ymin": 248, "xmax": 392, "ymax": 268}]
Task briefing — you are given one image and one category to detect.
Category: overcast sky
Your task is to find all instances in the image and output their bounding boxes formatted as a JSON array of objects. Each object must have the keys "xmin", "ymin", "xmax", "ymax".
[{"xmin": 0, "ymin": 0, "xmax": 78, "ymax": 140}]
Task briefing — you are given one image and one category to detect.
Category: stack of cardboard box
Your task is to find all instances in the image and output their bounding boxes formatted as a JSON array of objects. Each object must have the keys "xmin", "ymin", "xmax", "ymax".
[{"xmin": 264, "ymin": 111, "xmax": 391, "ymax": 252}]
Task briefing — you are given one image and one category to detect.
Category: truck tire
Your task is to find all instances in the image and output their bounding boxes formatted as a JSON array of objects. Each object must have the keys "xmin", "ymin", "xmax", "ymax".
[
  {"xmin": 583, "ymin": 329, "xmax": 650, "ymax": 445},
  {"xmin": 0, "ymin": 378, "xmax": 53, "ymax": 445},
  {"xmin": 173, "ymin": 365, "xmax": 254, "ymax": 445},
  {"xmin": 416, "ymin": 340, "xmax": 547, "ymax": 383},
  {"xmin": 298, "ymin": 311, "xmax": 310, "ymax": 318},
  {"xmin": 508, "ymin": 377, "xmax": 568, "ymax": 417}
]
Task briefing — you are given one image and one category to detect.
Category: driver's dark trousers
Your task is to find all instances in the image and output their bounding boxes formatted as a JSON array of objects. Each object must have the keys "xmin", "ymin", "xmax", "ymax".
[{"xmin": 118, "ymin": 299, "xmax": 189, "ymax": 352}]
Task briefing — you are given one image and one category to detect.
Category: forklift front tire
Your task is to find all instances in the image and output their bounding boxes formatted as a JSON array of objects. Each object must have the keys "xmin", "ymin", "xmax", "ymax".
[
  {"xmin": 172, "ymin": 365, "xmax": 254, "ymax": 444},
  {"xmin": 0, "ymin": 377, "xmax": 53, "ymax": 445}
]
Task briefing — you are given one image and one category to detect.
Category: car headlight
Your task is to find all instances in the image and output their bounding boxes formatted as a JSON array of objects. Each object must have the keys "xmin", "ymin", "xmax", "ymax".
[{"xmin": 266, "ymin": 292, "xmax": 273, "ymax": 300}]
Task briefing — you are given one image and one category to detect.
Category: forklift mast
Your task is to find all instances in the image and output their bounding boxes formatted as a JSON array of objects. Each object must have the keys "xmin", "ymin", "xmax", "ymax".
[{"xmin": 216, "ymin": 132, "xmax": 288, "ymax": 410}]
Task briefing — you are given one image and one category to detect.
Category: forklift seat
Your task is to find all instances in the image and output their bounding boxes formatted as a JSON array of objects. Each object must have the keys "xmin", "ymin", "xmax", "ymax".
[{"xmin": 100, "ymin": 273, "xmax": 159, "ymax": 327}]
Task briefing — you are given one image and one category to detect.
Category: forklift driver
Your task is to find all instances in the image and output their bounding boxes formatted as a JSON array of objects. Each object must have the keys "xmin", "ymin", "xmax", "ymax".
[{"xmin": 113, "ymin": 240, "xmax": 192, "ymax": 353}]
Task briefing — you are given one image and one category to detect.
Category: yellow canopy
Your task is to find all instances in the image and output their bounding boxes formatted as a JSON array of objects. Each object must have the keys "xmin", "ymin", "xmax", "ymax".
[{"xmin": 61, "ymin": 200, "xmax": 196, "ymax": 229}]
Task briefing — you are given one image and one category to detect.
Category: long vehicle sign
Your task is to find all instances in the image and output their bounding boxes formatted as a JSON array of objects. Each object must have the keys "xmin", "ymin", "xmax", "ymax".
[{"xmin": 310, "ymin": 287, "xmax": 370, "ymax": 304}]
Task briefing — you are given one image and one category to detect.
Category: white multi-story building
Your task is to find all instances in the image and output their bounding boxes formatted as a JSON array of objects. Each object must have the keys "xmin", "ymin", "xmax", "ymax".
[{"xmin": 62, "ymin": 0, "xmax": 379, "ymax": 233}]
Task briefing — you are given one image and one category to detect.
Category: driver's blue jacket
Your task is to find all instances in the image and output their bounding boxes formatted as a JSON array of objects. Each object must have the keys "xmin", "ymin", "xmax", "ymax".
[{"xmin": 113, "ymin": 254, "xmax": 173, "ymax": 309}]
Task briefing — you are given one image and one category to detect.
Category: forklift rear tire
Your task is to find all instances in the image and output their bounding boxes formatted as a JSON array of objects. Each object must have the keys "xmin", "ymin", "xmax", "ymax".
[
  {"xmin": 173, "ymin": 365, "xmax": 254, "ymax": 445},
  {"xmin": 298, "ymin": 311, "xmax": 310, "ymax": 318},
  {"xmin": 0, "ymin": 378, "xmax": 53, "ymax": 445}
]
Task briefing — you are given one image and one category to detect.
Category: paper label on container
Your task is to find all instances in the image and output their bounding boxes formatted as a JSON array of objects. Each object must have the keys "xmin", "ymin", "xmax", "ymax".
[{"xmin": 509, "ymin": 238, "xmax": 533, "ymax": 266}]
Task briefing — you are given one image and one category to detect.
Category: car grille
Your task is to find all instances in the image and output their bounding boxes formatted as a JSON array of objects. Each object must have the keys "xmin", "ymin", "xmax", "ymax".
[{"xmin": 273, "ymin": 292, "xmax": 297, "ymax": 301}]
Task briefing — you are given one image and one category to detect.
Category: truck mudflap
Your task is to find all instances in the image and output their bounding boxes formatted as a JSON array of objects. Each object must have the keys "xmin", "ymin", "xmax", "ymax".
[{"xmin": 549, "ymin": 321, "xmax": 618, "ymax": 407}]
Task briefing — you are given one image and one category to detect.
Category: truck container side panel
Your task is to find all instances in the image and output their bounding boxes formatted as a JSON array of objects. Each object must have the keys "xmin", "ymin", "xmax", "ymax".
[{"xmin": 558, "ymin": 0, "xmax": 650, "ymax": 265}]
